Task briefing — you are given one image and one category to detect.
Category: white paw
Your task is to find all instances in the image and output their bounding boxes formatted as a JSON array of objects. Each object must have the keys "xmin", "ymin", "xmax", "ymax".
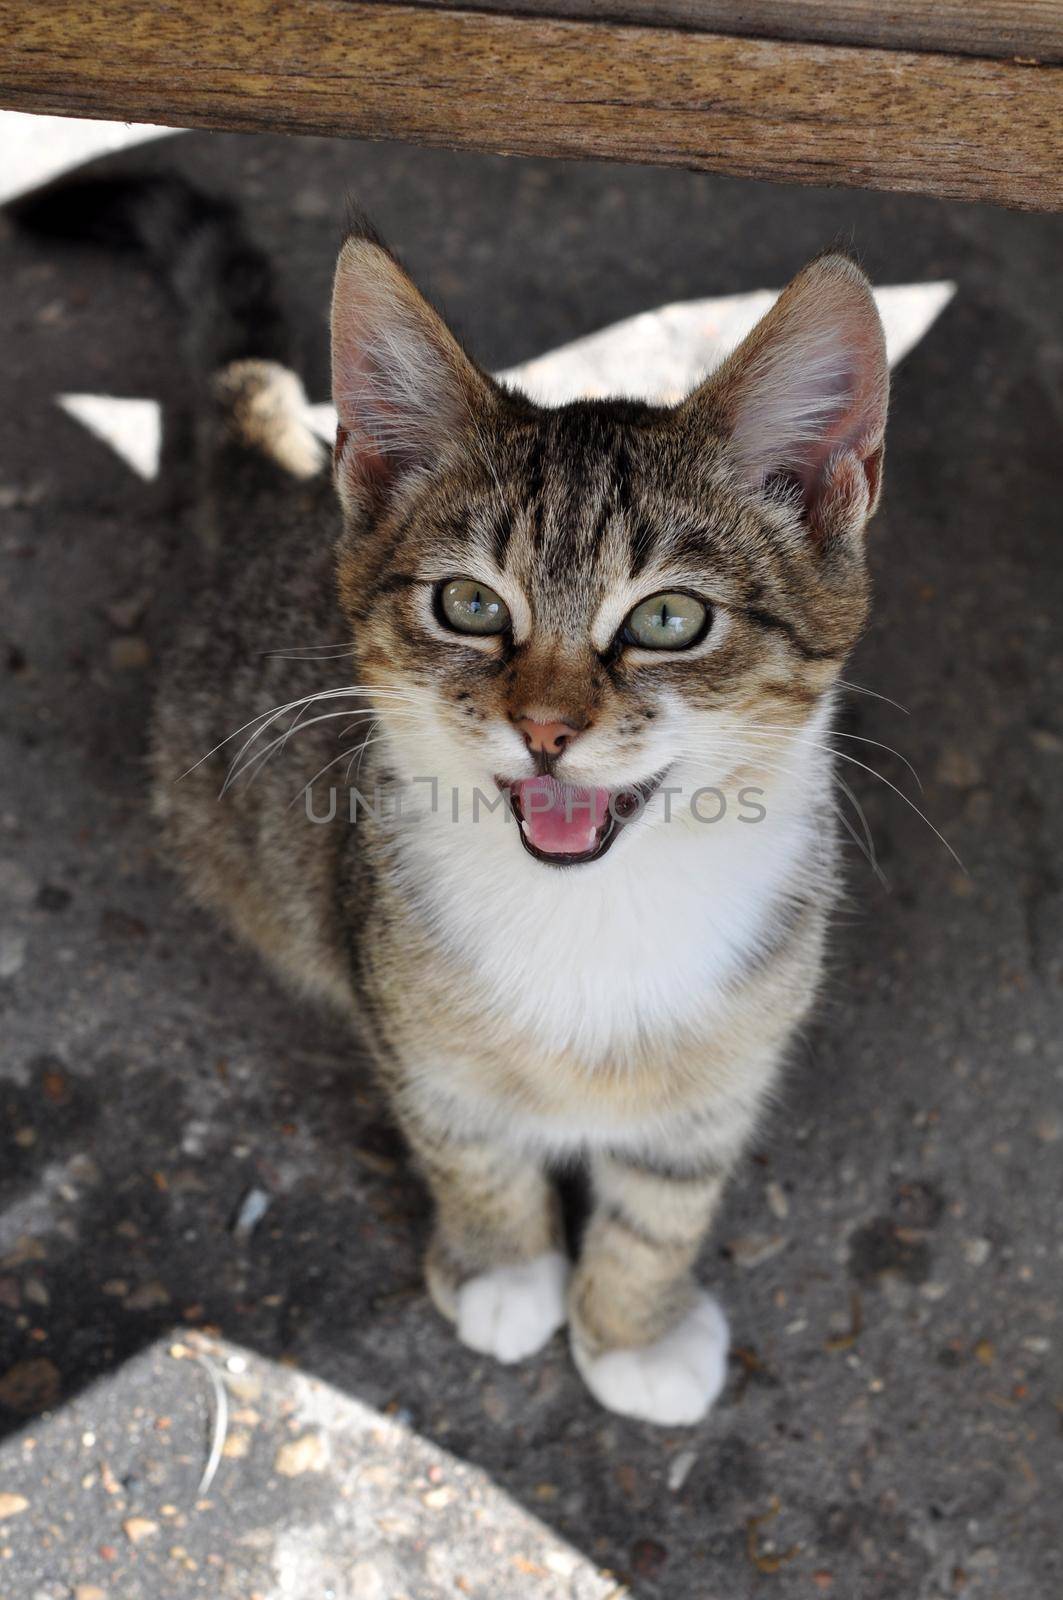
[
  {"xmin": 572, "ymin": 1291, "xmax": 730, "ymax": 1426},
  {"xmin": 456, "ymin": 1251, "xmax": 570, "ymax": 1365}
]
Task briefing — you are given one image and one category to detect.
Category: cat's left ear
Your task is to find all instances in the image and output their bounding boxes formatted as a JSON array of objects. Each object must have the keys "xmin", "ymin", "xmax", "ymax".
[
  {"xmin": 689, "ymin": 254, "xmax": 888, "ymax": 542},
  {"xmin": 331, "ymin": 230, "xmax": 495, "ymax": 509}
]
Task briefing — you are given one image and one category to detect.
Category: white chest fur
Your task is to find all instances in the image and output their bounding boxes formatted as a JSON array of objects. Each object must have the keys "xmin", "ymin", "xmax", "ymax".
[{"xmin": 395, "ymin": 755, "xmax": 828, "ymax": 1066}]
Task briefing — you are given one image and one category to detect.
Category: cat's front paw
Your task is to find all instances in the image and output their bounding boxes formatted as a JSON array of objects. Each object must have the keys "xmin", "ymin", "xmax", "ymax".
[
  {"xmin": 571, "ymin": 1291, "xmax": 730, "ymax": 1426},
  {"xmin": 455, "ymin": 1251, "xmax": 570, "ymax": 1365}
]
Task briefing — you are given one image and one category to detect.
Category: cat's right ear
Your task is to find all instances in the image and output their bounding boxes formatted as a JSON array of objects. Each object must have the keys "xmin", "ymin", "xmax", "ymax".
[{"xmin": 331, "ymin": 232, "xmax": 494, "ymax": 509}]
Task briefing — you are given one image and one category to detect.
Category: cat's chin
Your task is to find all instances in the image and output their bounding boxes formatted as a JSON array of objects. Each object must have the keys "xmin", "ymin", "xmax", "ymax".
[{"xmin": 496, "ymin": 770, "xmax": 667, "ymax": 869}]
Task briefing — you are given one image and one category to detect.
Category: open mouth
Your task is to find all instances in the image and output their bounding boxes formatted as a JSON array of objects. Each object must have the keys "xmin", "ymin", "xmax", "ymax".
[{"xmin": 497, "ymin": 771, "xmax": 666, "ymax": 868}]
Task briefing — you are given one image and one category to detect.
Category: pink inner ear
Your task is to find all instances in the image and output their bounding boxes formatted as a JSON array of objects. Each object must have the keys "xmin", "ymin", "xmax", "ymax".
[
  {"xmin": 330, "ymin": 242, "xmax": 438, "ymax": 496},
  {"xmin": 332, "ymin": 301, "xmax": 407, "ymax": 477},
  {"xmin": 863, "ymin": 444, "xmax": 883, "ymax": 506},
  {"xmin": 331, "ymin": 238, "xmax": 488, "ymax": 504},
  {"xmin": 794, "ymin": 362, "xmax": 883, "ymax": 526},
  {"xmin": 722, "ymin": 260, "xmax": 888, "ymax": 528},
  {"xmin": 333, "ymin": 419, "xmax": 389, "ymax": 500},
  {"xmin": 735, "ymin": 339, "xmax": 877, "ymax": 489}
]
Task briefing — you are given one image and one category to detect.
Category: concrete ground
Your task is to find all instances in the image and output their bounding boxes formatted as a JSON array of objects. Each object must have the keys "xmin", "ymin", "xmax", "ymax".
[{"xmin": 0, "ymin": 129, "xmax": 1061, "ymax": 1600}]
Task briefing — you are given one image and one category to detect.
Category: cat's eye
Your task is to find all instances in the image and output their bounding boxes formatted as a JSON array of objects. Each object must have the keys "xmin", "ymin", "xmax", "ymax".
[
  {"xmin": 622, "ymin": 591, "xmax": 709, "ymax": 651},
  {"xmin": 437, "ymin": 578, "xmax": 511, "ymax": 636}
]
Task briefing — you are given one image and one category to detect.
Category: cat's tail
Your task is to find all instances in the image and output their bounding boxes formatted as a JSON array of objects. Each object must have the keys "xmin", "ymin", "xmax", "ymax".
[{"xmin": 10, "ymin": 172, "xmax": 325, "ymax": 480}]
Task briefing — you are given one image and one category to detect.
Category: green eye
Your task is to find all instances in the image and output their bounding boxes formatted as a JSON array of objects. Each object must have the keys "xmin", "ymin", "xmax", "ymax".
[
  {"xmin": 437, "ymin": 578, "xmax": 511, "ymax": 636},
  {"xmin": 622, "ymin": 592, "xmax": 709, "ymax": 651}
]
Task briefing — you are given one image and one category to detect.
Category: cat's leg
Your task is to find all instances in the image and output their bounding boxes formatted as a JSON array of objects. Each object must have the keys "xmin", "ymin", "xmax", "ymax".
[
  {"xmin": 404, "ymin": 1118, "xmax": 568, "ymax": 1365},
  {"xmin": 569, "ymin": 1149, "xmax": 732, "ymax": 1426}
]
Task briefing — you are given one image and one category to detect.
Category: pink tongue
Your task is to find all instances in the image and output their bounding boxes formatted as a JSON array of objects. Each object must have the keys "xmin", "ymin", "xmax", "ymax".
[{"xmin": 513, "ymin": 776, "xmax": 611, "ymax": 856}]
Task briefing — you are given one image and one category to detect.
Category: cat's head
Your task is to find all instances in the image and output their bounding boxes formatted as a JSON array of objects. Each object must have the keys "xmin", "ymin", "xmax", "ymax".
[{"xmin": 330, "ymin": 228, "xmax": 887, "ymax": 868}]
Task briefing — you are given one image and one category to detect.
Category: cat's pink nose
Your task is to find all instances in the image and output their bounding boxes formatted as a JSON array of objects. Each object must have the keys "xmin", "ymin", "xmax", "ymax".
[{"xmin": 515, "ymin": 717, "xmax": 580, "ymax": 757}]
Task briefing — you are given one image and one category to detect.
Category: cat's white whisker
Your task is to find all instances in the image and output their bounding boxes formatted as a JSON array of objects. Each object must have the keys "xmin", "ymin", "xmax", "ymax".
[
  {"xmin": 180, "ymin": 683, "xmax": 420, "ymax": 780},
  {"xmin": 216, "ymin": 685, "xmax": 423, "ymax": 788},
  {"xmin": 263, "ymin": 646, "xmax": 358, "ymax": 660},
  {"xmin": 219, "ymin": 693, "xmax": 369, "ymax": 794},
  {"xmin": 225, "ymin": 699, "xmax": 426, "ymax": 793},
  {"xmin": 831, "ymin": 773, "xmax": 888, "ymax": 887},
  {"xmin": 224, "ymin": 707, "xmax": 382, "ymax": 793},
  {"xmin": 288, "ymin": 734, "xmax": 406, "ymax": 807},
  {"xmin": 835, "ymin": 678, "xmax": 911, "ymax": 715},
  {"xmin": 258, "ymin": 639, "xmax": 355, "ymax": 655},
  {"xmin": 734, "ymin": 722, "xmax": 923, "ymax": 794},
  {"xmin": 719, "ymin": 724, "xmax": 959, "ymax": 871},
  {"xmin": 345, "ymin": 721, "xmax": 381, "ymax": 781},
  {"xmin": 711, "ymin": 745, "xmax": 882, "ymax": 885},
  {"xmin": 824, "ymin": 746, "xmax": 963, "ymax": 870}
]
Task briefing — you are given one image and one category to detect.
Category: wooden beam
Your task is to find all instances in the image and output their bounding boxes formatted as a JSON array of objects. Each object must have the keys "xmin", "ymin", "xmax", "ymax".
[
  {"xmin": 399, "ymin": 1, "xmax": 1063, "ymax": 66},
  {"xmin": 1, "ymin": 1, "xmax": 1059, "ymax": 211}
]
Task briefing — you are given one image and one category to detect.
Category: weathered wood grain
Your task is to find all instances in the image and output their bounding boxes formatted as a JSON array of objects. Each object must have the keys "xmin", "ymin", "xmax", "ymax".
[
  {"xmin": 1, "ymin": 1, "xmax": 1059, "ymax": 210},
  {"xmin": 398, "ymin": 1, "xmax": 1063, "ymax": 66}
]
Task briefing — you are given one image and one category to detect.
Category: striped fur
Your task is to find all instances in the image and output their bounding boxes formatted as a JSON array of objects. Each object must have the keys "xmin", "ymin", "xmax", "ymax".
[{"xmin": 25, "ymin": 180, "xmax": 888, "ymax": 1425}]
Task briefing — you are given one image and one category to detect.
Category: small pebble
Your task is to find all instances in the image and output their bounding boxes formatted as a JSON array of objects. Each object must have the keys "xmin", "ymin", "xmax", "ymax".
[
  {"xmin": 124, "ymin": 1282, "xmax": 171, "ymax": 1312},
  {"xmin": 935, "ymin": 746, "xmax": 981, "ymax": 787},
  {"xmin": 4, "ymin": 1236, "xmax": 46, "ymax": 1267},
  {"xmin": 0, "ymin": 1493, "xmax": 29, "ymax": 1519},
  {"xmin": 105, "ymin": 589, "xmax": 151, "ymax": 631},
  {"xmin": 41, "ymin": 1068, "xmax": 69, "ymax": 1104},
  {"xmin": 123, "ymin": 1517, "xmax": 158, "ymax": 1545},
  {"xmin": 274, "ymin": 1433, "xmax": 327, "ymax": 1477},
  {"xmin": 108, "ymin": 636, "xmax": 151, "ymax": 671},
  {"xmin": 0, "ymin": 930, "xmax": 26, "ymax": 979},
  {"xmin": 727, "ymin": 1234, "xmax": 786, "ymax": 1269},
  {"xmin": 667, "ymin": 1449, "xmax": 697, "ymax": 1492},
  {"xmin": 0, "ymin": 1357, "xmax": 60, "ymax": 1413},
  {"xmin": 480, "ymin": 1385, "xmax": 508, "ymax": 1424},
  {"xmin": 67, "ymin": 1154, "xmax": 100, "ymax": 1185},
  {"xmin": 232, "ymin": 1187, "xmax": 271, "ymax": 1242}
]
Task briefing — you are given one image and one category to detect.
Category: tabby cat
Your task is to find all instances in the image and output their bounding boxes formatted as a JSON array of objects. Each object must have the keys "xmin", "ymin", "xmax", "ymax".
[{"xmin": 19, "ymin": 175, "xmax": 887, "ymax": 1425}]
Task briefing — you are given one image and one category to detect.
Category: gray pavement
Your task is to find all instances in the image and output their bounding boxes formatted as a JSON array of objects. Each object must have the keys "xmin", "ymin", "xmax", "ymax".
[{"xmin": 0, "ymin": 131, "xmax": 1061, "ymax": 1600}]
